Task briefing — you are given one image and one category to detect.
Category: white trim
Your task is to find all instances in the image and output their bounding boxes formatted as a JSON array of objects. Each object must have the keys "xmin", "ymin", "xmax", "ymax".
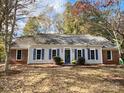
[
  {"xmin": 52, "ymin": 49, "xmax": 57, "ymax": 57},
  {"xmin": 16, "ymin": 49, "xmax": 22, "ymax": 61},
  {"xmin": 77, "ymin": 49, "xmax": 82, "ymax": 59},
  {"xmin": 88, "ymin": 48, "xmax": 98, "ymax": 61},
  {"xmin": 48, "ymin": 48, "xmax": 58, "ymax": 60},
  {"xmin": 33, "ymin": 48, "xmax": 44, "ymax": 61},
  {"xmin": 36, "ymin": 49, "xmax": 42, "ymax": 61},
  {"xmin": 90, "ymin": 49, "xmax": 96, "ymax": 60},
  {"xmin": 107, "ymin": 50, "xmax": 113, "ymax": 61}
]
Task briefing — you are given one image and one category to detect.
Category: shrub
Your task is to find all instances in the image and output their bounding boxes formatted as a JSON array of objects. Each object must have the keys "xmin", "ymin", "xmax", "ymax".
[
  {"xmin": 61, "ymin": 59, "xmax": 64, "ymax": 64},
  {"xmin": 72, "ymin": 60, "xmax": 76, "ymax": 64},
  {"xmin": 53, "ymin": 56, "xmax": 63, "ymax": 65},
  {"xmin": 77, "ymin": 57, "xmax": 85, "ymax": 65}
]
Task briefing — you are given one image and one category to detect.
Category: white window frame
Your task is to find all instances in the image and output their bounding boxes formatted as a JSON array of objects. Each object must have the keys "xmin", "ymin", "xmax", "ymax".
[
  {"xmin": 36, "ymin": 49, "xmax": 42, "ymax": 61},
  {"xmin": 88, "ymin": 48, "xmax": 98, "ymax": 60},
  {"xmin": 107, "ymin": 50, "xmax": 113, "ymax": 61},
  {"xmin": 90, "ymin": 49, "xmax": 95, "ymax": 60},
  {"xmin": 16, "ymin": 50, "xmax": 22, "ymax": 61},
  {"xmin": 52, "ymin": 49, "xmax": 57, "ymax": 58},
  {"xmin": 77, "ymin": 49, "xmax": 82, "ymax": 59}
]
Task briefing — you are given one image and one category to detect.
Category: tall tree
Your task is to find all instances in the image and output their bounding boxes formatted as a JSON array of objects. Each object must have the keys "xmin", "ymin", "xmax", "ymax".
[
  {"xmin": 60, "ymin": 1, "xmax": 101, "ymax": 34},
  {"xmin": 0, "ymin": 0, "xmax": 35, "ymax": 72},
  {"xmin": 89, "ymin": 0, "xmax": 124, "ymax": 58}
]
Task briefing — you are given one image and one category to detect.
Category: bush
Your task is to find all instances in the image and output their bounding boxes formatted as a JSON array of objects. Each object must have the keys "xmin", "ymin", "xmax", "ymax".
[
  {"xmin": 53, "ymin": 56, "xmax": 63, "ymax": 65},
  {"xmin": 72, "ymin": 60, "xmax": 76, "ymax": 64},
  {"xmin": 77, "ymin": 57, "xmax": 85, "ymax": 65},
  {"xmin": 61, "ymin": 59, "xmax": 64, "ymax": 64}
]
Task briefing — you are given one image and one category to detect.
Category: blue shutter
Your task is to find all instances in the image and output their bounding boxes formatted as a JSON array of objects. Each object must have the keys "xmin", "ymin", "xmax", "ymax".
[
  {"xmin": 88, "ymin": 48, "xmax": 90, "ymax": 60},
  {"xmin": 75, "ymin": 49, "xmax": 77, "ymax": 60},
  {"xmin": 49, "ymin": 49, "xmax": 51, "ymax": 60},
  {"xmin": 42, "ymin": 49, "xmax": 45, "ymax": 60},
  {"xmin": 82, "ymin": 49, "xmax": 85, "ymax": 58},
  {"xmin": 57, "ymin": 49, "xmax": 60, "ymax": 57},
  {"xmin": 96, "ymin": 49, "xmax": 98, "ymax": 60},
  {"xmin": 33, "ymin": 49, "xmax": 36, "ymax": 60}
]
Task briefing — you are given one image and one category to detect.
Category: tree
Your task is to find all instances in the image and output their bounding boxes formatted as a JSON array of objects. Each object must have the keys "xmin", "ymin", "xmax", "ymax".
[
  {"xmin": 79, "ymin": 0, "xmax": 124, "ymax": 60},
  {"xmin": 59, "ymin": 1, "xmax": 101, "ymax": 34},
  {"xmin": 23, "ymin": 17, "xmax": 39, "ymax": 35},
  {"xmin": 0, "ymin": 0, "xmax": 35, "ymax": 73},
  {"xmin": 23, "ymin": 14, "xmax": 51, "ymax": 35},
  {"xmin": 61, "ymin": 2, "xmax": 90, "ymax": 34},
  {"xmin": 61, "ymin": 0, "xmax": 124, "ymax": 60},
  {"xmin": 90, "ymin": 0, "xmax": 124, "ymax": 58},
  {"xmin": 0, "ymin": 37, "xmax": 5, "ymax": 62}
]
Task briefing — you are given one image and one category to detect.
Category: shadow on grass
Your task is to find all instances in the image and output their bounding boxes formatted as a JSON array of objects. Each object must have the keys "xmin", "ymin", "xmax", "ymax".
[
  {"xmin": 0, "ymin": 65, "xmax": 124, "ymax": 93},
  {"xmin": 103, "ymin": 76, "xmax": 124, "ymax": 86},
  {"xmin": 0, "ymin": 70, "xmax": 22, "ymax": 76}
]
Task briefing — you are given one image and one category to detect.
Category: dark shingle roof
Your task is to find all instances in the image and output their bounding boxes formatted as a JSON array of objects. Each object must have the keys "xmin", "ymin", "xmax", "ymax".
[{"xmin": 12, "ymin": 34, "xmax": 116, "ymax": 48}]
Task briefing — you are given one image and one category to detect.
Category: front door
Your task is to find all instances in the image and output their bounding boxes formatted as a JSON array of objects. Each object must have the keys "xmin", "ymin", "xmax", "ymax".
[{"xmin": 65, "ymin": 49, "xmax": 70, "ymax": 64}]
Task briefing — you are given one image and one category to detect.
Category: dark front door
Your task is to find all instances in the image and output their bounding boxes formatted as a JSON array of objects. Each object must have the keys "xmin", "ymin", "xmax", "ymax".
[{"xmin": 65, "ymin": 49, "xmax": 70, "ymax": 64}]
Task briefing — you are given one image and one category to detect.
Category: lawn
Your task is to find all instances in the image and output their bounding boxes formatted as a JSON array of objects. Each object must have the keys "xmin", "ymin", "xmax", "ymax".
[{"xmin": 0, "ymin": 64, "xmax": 124, "ymax": 93}]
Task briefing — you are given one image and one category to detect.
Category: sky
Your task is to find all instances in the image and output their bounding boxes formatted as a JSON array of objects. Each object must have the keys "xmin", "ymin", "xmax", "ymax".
[{"xmin": 17, "ymin": 0, "xmax": 124, "ymax": 35}]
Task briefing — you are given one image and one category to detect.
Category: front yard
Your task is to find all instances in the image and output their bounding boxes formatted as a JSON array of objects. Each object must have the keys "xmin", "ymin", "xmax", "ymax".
[{"xmin": 0, "ymin": 64, "xmax": 124, "ymax": 93}]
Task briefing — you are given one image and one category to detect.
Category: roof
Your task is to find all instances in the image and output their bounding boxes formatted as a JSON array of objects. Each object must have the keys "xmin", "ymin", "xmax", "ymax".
[{"xmin": 11, "ymin": 34, "xmax": 116, "ymax": 48}]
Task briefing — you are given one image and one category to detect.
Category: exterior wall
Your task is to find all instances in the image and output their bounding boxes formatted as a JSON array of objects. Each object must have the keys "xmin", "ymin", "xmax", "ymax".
[
  {"xmin": 102, "ymin": 49, "xmax": 119, "ymax": 64},
  {"xmin": 10, "ymin": 49, "xmax": 28, "ymax": 64},
  {"xmin": 28, "ymin": 44, "xmax": 103, "ymax": 64}
]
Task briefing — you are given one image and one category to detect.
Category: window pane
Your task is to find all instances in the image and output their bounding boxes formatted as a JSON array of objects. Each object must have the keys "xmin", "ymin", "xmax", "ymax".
[
  {"xmin": 91, "ymin": 50, "xmax": 95, "ymax": 59},
  {"xmin": 52, "ymin": 50, "xmax": 56, "ymax": 57},
  {"xmin": 37, "ymin": 50, "xmax": 41, "ymax": 60},
  {"xmin": 17, "ymin": 50, "xmax": 22, "ymax": 60},
  {"xmin": 107, "ymin": 51, "xmax": 111, "ymax": 59}
]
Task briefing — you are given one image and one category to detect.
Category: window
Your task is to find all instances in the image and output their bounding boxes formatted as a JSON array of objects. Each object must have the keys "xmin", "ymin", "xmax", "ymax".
[
  {"xmin": 37, "ymin": 50, "xmax": 41, "ymax": 60},
  {"xmin": 33, "ymin": 49, "xmax": 45, "ymax": 60},
  {"xmin": 75, "ymin": 49, "xmax": 85, "ymax": 60},
  {"xmin": 107, "ymin": 50, "xmax": 112, "ymax": 60},
  {"xmin": 16, "ymin": 50, "xmax": 22, "ymax": 60},
  {"xmin": 78, "ymin": 50, "xmax": 82, "ymax": 58},
  {"xmin": 52, "ymin": 49, "xmax": 57, "ymax": 57},
  {"xmin": 91, "ymin": 50, "xmax": 95, "ymax": 59},
  {"xmin": 87, "ymin": 48, "xmax": 99, "ymax": 60}
]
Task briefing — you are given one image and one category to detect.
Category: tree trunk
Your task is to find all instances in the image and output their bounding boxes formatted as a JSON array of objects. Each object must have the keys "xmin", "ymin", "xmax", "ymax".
[
  {"xmin": 4, "ymin": 0, "xmax": 9, "ymax": 73},
  {"xmin": 4, "ymin": 50, "xmax": 10, "ymax": 72}
]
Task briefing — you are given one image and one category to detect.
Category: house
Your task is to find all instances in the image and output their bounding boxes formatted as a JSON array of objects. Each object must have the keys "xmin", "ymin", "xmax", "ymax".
[{"xmin": 10, "ymin": 34, "xmax": 119, "ymax": 64}]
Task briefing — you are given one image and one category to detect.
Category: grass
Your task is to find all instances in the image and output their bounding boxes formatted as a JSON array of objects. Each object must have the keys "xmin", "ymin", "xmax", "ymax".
[{"xmin": 0, "ymin": 64, "xmax": 124, "ymax": 93}]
